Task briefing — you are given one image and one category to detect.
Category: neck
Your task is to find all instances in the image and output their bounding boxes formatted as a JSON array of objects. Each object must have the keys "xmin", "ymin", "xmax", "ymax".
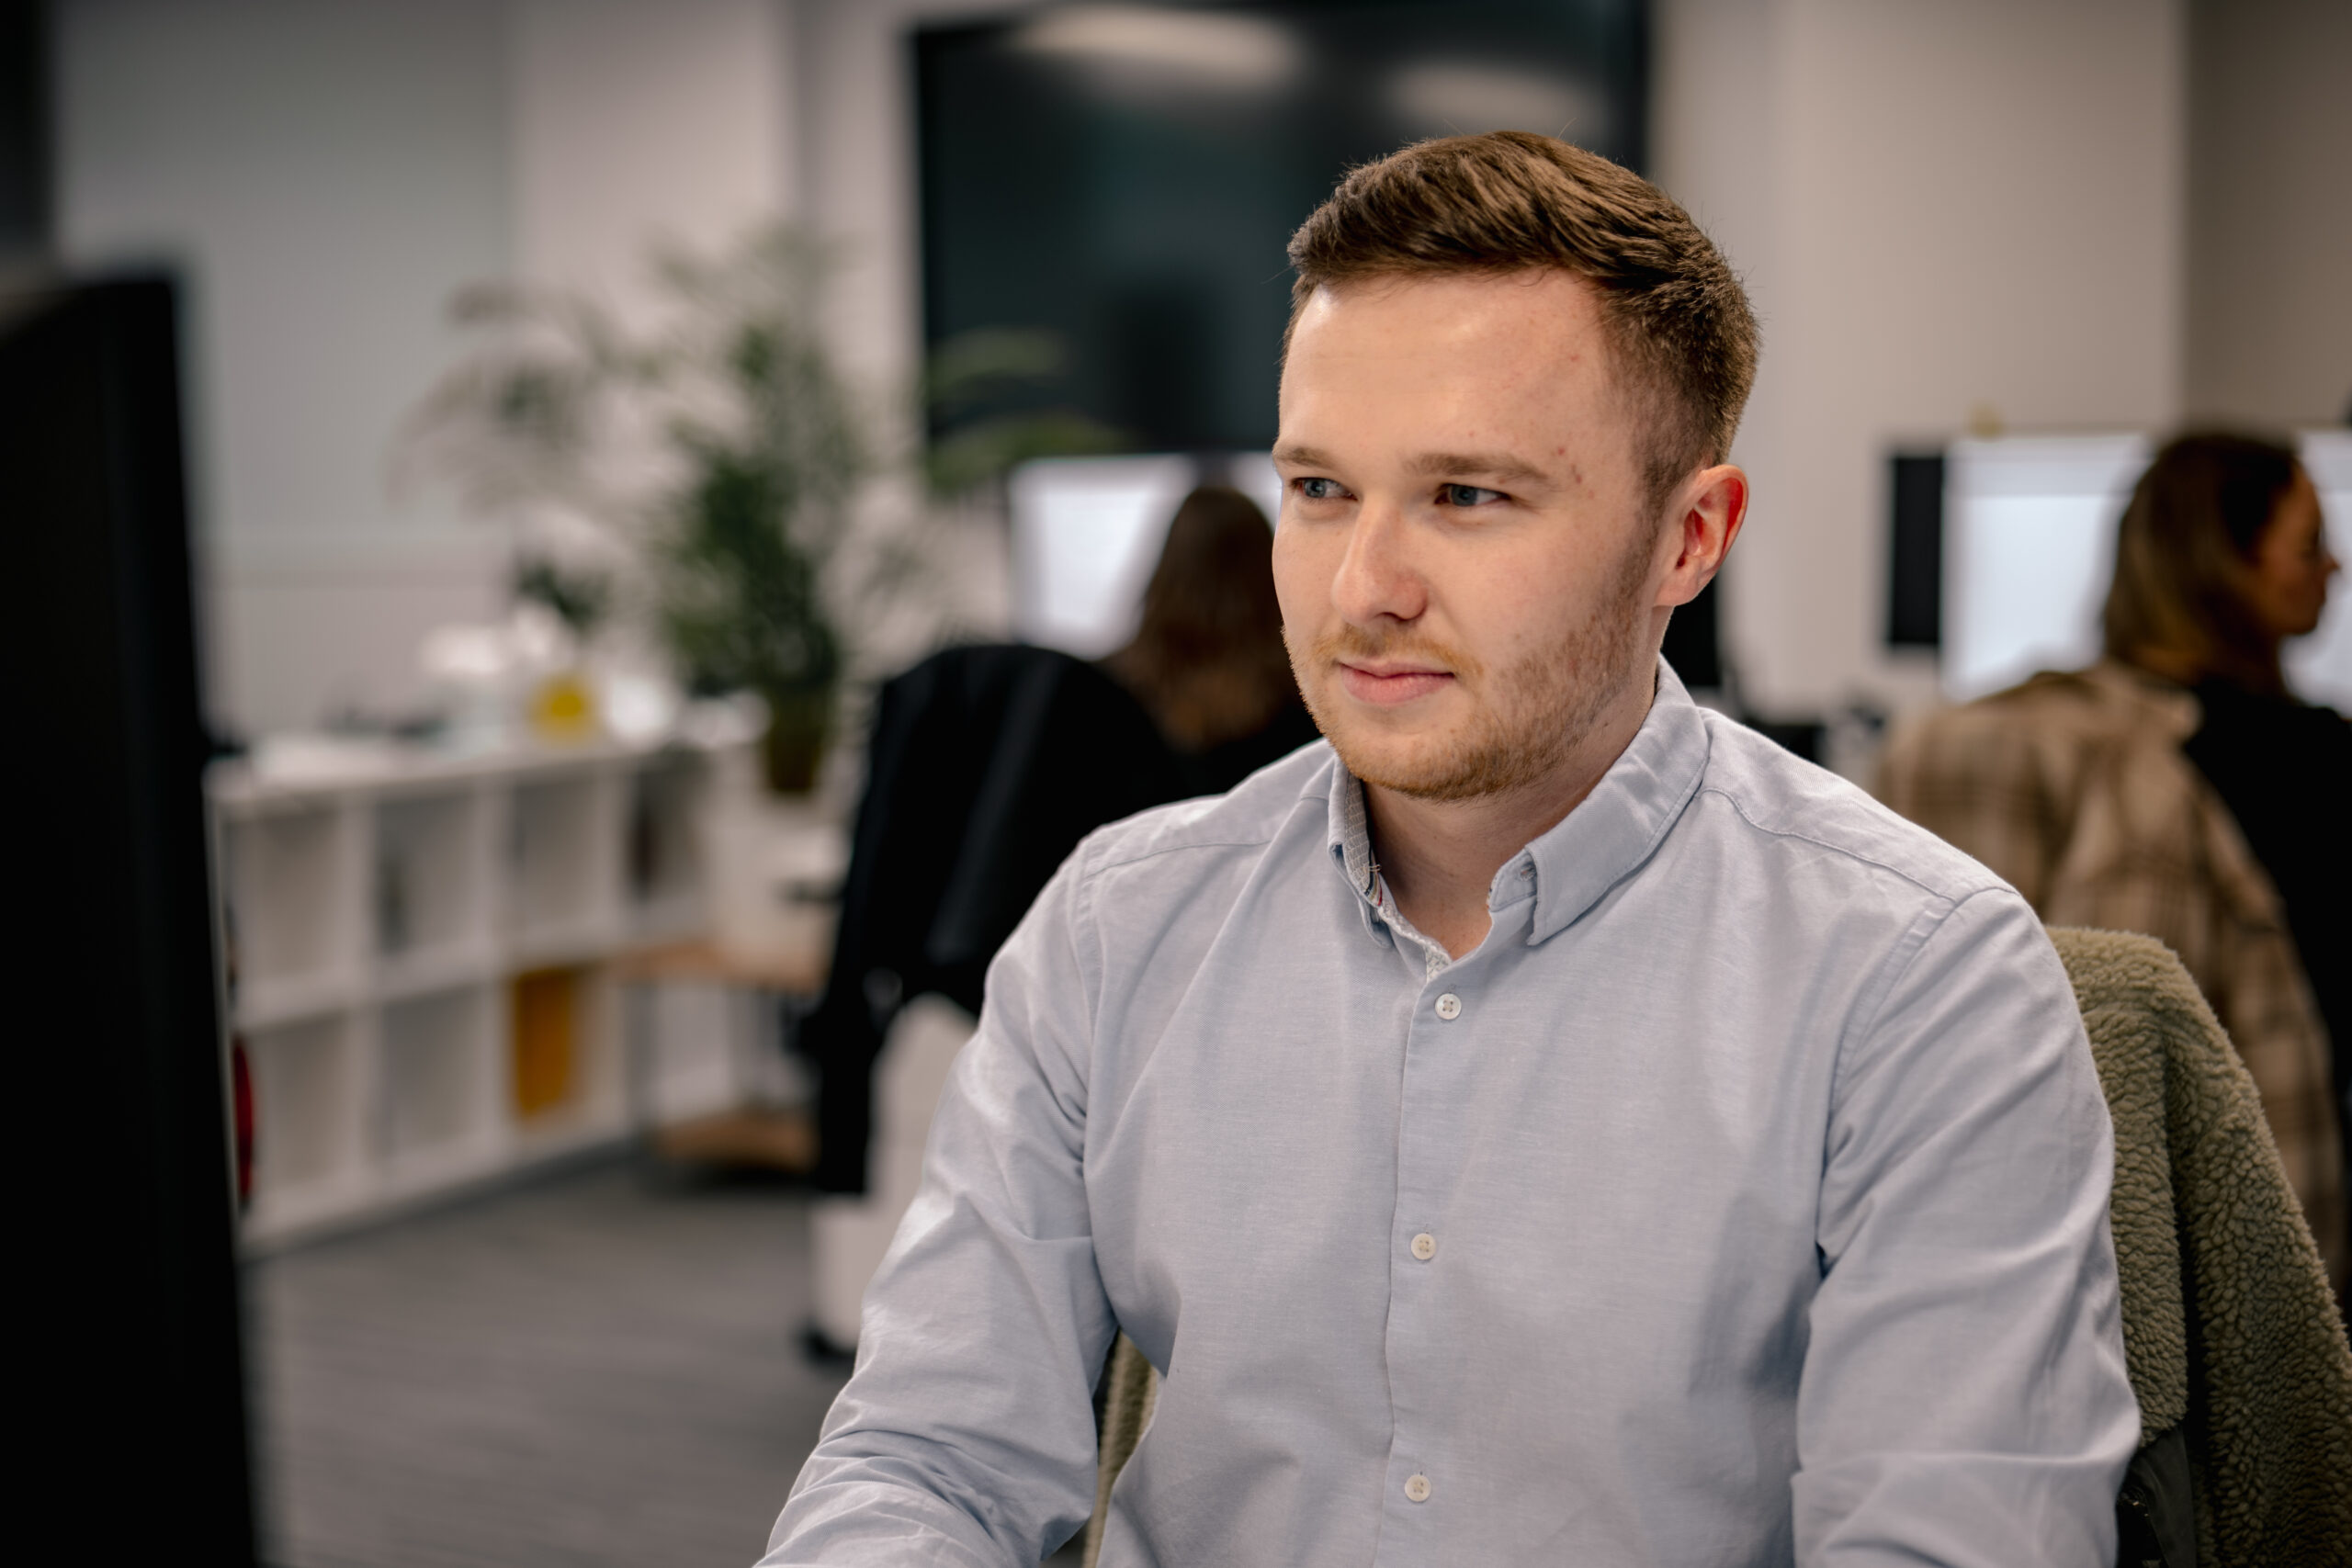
[
  {"xmin": 2120, "ymin": 645, "xmax": 2202, "ymax": 685},
  {"xmin": 1364, "ymin": 669, "xmax": 1657, "ymax": 959},
  {"xmin": 2121, "ymin": 640, "xmax": 2283, "ymax": 693}
]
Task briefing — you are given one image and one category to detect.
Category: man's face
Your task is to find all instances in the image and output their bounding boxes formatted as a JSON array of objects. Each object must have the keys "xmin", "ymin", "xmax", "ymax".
[{"xmin": 1272, "ymin": 269, "xmax": 1682, "ymax": 802}]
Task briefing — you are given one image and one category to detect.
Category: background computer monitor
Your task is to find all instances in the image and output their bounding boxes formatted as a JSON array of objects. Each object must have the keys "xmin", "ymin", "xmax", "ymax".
[
  {"xmin": 1009, "ymin": 453, "xmax": 1281, "ymax": 659},
  {"xmin": 915, "ymin": 1, "xmax": 1647, "ymax": 455},
  {"xmin": 1938, "ymin": 431, "xmax": 2352, "ymax": 707}
]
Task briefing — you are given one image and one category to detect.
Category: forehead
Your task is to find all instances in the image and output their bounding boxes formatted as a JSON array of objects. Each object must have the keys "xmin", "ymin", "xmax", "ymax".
[
  {"xmin": 2269, "ymin": 467, "xmax": 2323, "ymax": 528},
  {"xmin": 1278, "ymin": 270, "xmax": 1621, "ymax": 443}
]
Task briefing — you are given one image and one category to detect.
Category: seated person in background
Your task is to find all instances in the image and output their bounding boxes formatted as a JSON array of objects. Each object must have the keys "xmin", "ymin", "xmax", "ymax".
[
  {"xmin": 797, "ymin": 485, "xmax": 1326, "ymax": 1337},
  {"xmin": 1881, "ymin": 432, "xmax": 2346, "ymax": 1287},
  {"xmin": 769, "ymin": 131, "xmax": 2135, "ymax": 1567},
  {"xmin": 1102, "ymin": 483, "xmax": 1322, "ymax": 793}
]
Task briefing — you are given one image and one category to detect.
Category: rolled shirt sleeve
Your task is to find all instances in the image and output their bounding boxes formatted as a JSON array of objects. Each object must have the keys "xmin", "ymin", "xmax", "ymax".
[
  {"xmin": 763, "ymin": 852, "xmax": 1114, "ymax": 1568},
  {"xmin": 1795, "ymin": 887, "xmax": 2138, "ymax": 1565}
]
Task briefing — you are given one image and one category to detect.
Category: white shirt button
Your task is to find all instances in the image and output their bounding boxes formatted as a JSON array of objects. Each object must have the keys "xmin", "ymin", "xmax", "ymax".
[
  {"xmin": 1434, "ymin": 992, "xmax": 1462, "ymax": 1021},
  {"xmin": 1410, "ymin": 1232, "xmax": 1437, "ymax": 1261},
  {"xmin": 1404, "ymin": 1473, "xmax": 1431, "ymax": 1503}
]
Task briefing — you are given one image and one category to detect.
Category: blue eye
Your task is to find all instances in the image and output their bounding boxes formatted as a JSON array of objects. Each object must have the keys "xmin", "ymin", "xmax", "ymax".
[
  {"xmin": 1296, "ymin": 477, "xmax": 1346, "ymax": 501},
  {"xmin": 1442, "ymin": 484, "xmax": 1503, "ymax": 507}
]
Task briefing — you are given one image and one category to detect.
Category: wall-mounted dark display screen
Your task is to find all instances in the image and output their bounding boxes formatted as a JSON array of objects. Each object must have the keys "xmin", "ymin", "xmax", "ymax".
[{"xmin": 915, "ymin": 2, "xmax": 1649, "ymax": 455}]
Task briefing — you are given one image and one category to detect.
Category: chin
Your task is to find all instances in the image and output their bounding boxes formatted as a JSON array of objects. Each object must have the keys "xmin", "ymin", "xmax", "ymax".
[
  {"xmin": 1324, "ymin": 724, "xmax": 1522, "ymax": 803},
  {"xmin": 1330, "ymin": 734, "xmax": 1434, "ymax": 790},
  {"xmin": 1313, "ymin": 711, "xmax": 1438, "ymax": 785}
]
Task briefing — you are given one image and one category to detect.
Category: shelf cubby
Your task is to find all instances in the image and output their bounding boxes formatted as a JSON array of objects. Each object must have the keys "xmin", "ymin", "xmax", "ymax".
[
  {"xmin": 380, "ymin": 985, "xmax": 500, "ymax": 1176},
  {"xmin": 374, "ymin": 787, "xmax": 489, "ymax": 967},
  {"xmin": 243, "ymin": 1012, "xmax": 366, "ymax": 1226},
  {"xmin": 225, "ymin": 799, "xmax": 363, "ymax": 1021},
  {"xmin": 208, "ymin": 730, "xmax": 761, "ymax": 1248},
  {"xmin": 626, "ymin": 754, "xmax": 709, "ymax": 937},
  {"xmin": 509, "ymin": 965, "xmax": 626, "ymax": 1155},
  {"xmin": 510, "ymin": 772, "xmax": 621, "ymax": 958}
]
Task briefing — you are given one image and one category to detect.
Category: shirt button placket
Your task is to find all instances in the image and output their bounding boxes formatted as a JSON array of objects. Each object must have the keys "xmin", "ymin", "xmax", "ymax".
[{"xmin": 1393, "ymin": 930, "xmax": 1460, "ymax": 1551}]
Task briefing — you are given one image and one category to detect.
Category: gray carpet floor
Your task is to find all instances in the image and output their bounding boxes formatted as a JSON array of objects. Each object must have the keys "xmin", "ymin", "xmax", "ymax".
[{"xmin": 248, "ymin": 1161, "xmax": 852, "ymax": 1568}]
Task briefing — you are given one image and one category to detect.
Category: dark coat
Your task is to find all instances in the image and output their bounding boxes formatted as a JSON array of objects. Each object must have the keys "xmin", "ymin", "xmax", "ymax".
[{"xmin": 804, "ymin": 642, "xmax": 1314, "ymax": 1193}]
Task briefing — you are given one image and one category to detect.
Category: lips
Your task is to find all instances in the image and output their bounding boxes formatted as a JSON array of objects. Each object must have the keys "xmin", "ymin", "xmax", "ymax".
[{"xmin": 1338, "ymin": 662, "xmax": 1454, "ymax": 705}]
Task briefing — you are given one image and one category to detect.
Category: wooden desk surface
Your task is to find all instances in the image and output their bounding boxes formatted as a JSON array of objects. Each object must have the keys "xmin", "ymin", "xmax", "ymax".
[{"xmin": 612, "ymin": 937, "xmax": 830, "ymax": 998}]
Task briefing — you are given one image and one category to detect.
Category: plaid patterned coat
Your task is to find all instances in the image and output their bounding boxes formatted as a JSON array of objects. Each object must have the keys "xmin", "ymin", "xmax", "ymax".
[{"xmin": 1880, "ymin": 660, "xmax": 2345, "ymax": 1289}]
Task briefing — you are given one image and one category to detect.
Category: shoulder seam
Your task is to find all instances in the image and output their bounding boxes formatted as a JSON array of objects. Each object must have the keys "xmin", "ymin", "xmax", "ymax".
[
  {"xmin": 1831, "ymin": 885, "xmax": 2018, "ymax": 1107},
  {"xmin": 1069, "ymin": 751, "xmax": 1333, "ymax": 886},
  {"xmin": 1827, "ymin": 885, "xmax": 2024, "ymax": 1137},
  {"xmin": 1080, "ymin": 830, "xmax": 1286, "ymax": 884},
  {"xmin": 1697, "ymin": 783, "xmax": 2001, "ymax": 905},
  {"xmin": 1075, "ymin": 782, "xmax": 1327, "ymax": 884}
]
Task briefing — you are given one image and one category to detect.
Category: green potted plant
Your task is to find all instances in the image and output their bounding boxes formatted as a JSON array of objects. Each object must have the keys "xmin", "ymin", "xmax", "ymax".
[
  {"xmin": 405, "ymin": 226, "xmax": 864, "ymax": 792},
  {"xmin": 650, "ymin": 233, "xmax": 864, "ymax": 790},
  {"xmin": 406, "ymin": 225, "xmax": 1121, "ymax": 791}
]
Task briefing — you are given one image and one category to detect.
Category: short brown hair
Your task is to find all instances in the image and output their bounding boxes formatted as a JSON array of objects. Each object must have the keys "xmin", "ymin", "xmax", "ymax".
[
  {"xmin": 2103, "ymin": 431, "xmax": 2302, "ymax": 693},
  {"xmin": 1287, "ymin": 131, "xmax": 1758, "ymax": 509}
]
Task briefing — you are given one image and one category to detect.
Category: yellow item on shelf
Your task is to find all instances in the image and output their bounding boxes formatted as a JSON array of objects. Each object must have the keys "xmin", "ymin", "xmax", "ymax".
[
  {"xmin": 510, "ymin": 967, "xmax": 577, "ymax": 1118},
  {"xmin": 529, "ymin": 671, "xmax": 598, "ymax": 740}
]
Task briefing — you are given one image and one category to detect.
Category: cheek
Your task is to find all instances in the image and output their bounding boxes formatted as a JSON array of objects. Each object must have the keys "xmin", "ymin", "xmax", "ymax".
[
  {"xmin": 2261, "ymin": 545, "xmax": 2324, "ymax": 604},
  {"xmin": 1270, "ymin": 525, "xmax": 1328, "ymax": 628},
  {"xmin": 1450, "ymin": 539, "xmax": 1594, "ymax": 649}
]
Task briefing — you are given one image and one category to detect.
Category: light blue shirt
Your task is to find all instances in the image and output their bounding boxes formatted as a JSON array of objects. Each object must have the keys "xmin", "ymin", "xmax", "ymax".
[{"xmin": 766, "ymin": 663, "xmax": 2137, "ymax": 1567}]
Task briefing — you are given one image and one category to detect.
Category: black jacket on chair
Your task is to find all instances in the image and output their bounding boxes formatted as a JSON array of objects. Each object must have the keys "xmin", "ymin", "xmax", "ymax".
[{"xmin": 804, "ymin": 644, "xmax": 1189, "ymax": 1194}]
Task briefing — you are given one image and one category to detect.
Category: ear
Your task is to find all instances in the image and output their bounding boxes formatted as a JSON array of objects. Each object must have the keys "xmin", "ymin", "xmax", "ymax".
[{"xmin": 1655, "ymin": 463, "xmax": 1747, "ymax": 609}]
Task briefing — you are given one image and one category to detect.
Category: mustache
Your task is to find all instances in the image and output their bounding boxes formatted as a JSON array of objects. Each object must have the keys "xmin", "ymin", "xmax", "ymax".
[{"xmin": 1299, "ymin": 622, "xmax": 1484, "ymax": 681}]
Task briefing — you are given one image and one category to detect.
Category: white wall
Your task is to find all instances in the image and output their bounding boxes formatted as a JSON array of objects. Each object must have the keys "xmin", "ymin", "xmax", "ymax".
[
  {"xmin": 512, "ymin": 0, "xmax": 797, "ymax": 328},
  {"xmin": 56, "ymin": 0, "xmax": 514, "ymax": 732},
  {"xmin": 54, "ymin": 0, "xmax": 799, "ymax": 736},
  {"xmin": 2184, "ymin": 0, "xmax": 2352, "ymax": 427},
  {"xmin": 1654, "ymin": 0, "xmax": 2186, "ymax": 717}
]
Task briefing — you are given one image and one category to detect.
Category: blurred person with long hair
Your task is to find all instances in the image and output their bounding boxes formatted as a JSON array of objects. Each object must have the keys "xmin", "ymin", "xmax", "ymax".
[
  {"xmin": 797, "ymin": 483, "xmax": 1316, "ymax": 1344},
  {"xmin": 1883, "ymin": 432, "xmax": 2347, "ymax": 1284},
  {"xmin": 1102, "ymin": 484, "xmax": 1318, "ymax": 791}
]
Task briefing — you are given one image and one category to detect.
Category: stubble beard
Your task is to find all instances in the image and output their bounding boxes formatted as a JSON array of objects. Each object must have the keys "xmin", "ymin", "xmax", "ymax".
[{"xmin": 1288, "ymin": 531, "xmax": 1658, "ymax": 804}]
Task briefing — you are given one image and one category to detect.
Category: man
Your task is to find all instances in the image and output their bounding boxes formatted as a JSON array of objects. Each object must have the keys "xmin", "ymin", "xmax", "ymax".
[{"xmin": 767, "ymin": 132, "xmax": 2135, "ymax": 1567}]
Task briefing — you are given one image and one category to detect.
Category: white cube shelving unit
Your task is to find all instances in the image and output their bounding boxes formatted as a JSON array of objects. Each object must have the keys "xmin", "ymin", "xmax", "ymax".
[{"xmin": 210, "ymin": 733, "xmax": 747, "ymax": 1250}]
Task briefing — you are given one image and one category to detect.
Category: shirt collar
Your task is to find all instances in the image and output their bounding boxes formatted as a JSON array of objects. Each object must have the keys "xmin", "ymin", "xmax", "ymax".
[
  {"xmin": 2081, "ymin": 657, "xmax": 2200, "ymax": 740},
  {"xmin": 1323, "ymin": 657, "xmax": 1713, "ymax": 947},
  {"xmin": 1326, "ymin": 754, "xmax": 1385, "ymax": 942}
]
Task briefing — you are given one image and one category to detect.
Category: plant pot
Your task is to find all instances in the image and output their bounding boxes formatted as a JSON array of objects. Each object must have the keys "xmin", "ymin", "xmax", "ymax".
[{"xmin": 760, "ymin": 685, "xmax": 834, "ymax": 795}]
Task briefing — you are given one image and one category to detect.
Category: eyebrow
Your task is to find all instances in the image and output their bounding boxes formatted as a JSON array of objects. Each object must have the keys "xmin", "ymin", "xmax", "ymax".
[
  {"xmin": 1271, "ymin": 444, "xmax": 1556, "ymax": 490},
  {"xmin": 1270, "ymin": 444, "xmax": 1338, "ymax": 470},
  {"xmin": 1405, "ymin": 451, "xmax": 1555, "ymax": 488}
]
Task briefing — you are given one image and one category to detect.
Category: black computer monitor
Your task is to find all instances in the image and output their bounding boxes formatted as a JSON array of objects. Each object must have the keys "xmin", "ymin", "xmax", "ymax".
[
  {"xmin": 915, "ymin": 1, "xmax": 1649, "ymax": 454},
  {"xmin": 3, "ymin": 274, "xmax": 257, "ymax": 1559}
]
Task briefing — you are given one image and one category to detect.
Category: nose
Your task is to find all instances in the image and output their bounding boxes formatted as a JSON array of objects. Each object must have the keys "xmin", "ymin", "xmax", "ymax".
[{"xmin": 1330, "ymin": 498, "xmax": 1427, "ymax": 627}]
